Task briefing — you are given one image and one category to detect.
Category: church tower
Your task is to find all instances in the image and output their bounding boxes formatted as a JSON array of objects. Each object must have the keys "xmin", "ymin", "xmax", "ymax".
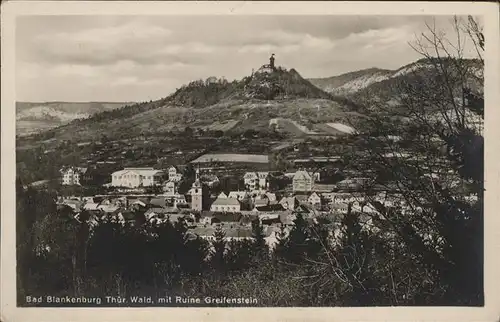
[{"xmin": 191, "ymin": 168, "xmax": 203, "ymax": 211}]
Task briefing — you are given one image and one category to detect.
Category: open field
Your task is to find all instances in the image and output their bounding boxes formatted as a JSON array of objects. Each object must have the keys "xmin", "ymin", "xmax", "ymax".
[
  {"xmin": 309, "ymin": 122, "xmax": 357, "ymax": 136},
  {"xmin": 191, "ymin": 153, "xmax": 269, "ymax": 164}
]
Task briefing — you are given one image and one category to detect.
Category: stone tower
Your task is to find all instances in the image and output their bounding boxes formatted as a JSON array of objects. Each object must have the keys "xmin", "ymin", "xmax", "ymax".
[
  {"xmin": 191, "ymin": 168, "xmax": 203, "ymax": 211},
  {"xmin": 269, "ymin": 53, "xmax": 275, "ymax": 70}
]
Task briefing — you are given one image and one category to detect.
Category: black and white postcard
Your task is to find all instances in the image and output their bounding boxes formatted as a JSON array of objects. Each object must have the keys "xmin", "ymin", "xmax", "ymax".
[{"xmin": 1, "ymin": 1, "xmax": 499, "ymax": 322}]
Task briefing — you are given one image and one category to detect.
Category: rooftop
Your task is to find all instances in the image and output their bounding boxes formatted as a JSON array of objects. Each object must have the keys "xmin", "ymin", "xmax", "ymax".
[{"xmin": 211, "ymin": 197, "xmax": 241, "ymax": 206}]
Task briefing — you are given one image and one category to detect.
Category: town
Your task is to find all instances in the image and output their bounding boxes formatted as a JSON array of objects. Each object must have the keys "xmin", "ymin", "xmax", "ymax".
[{"xmin": 57, "ymin": 148, "xmax": 413, "ymax": 247}]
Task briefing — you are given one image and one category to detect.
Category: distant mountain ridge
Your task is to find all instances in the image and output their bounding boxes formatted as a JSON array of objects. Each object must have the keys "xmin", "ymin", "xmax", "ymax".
[
  {"xmin": 308, "ymin": 58, "xmax": 483, "ymax": 105},
  {"xmin": 16, "ymin": 101, "xmax": 132, "ymax": 136},
  {"xmin": 308, "ymin": 67, "xmax": 394, "ymax": 96}
]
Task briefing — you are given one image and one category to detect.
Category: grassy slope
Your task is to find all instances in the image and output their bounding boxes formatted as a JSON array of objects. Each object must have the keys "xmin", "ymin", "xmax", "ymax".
[
  {"xmin": 29, "ymin": 98, "xmax": 366, "ymax": 143},
  {"xmin": 17, "ymin": 67, "xmax": 371, "ymax": 145}
]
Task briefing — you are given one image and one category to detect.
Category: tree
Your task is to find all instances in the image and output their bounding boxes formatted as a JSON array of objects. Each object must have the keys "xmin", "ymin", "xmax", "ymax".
[
  {"xmin": 273, "ymin": 223, "xmax": 289, "ymax": 261},
  {"xmin": 211, "ymin": 226, "xmax": 227, "ymax": 273},
  {"xmin": 213, "ymin": 130, "xmax": 224, "ymax": 138},
  {"xmin": 251, "ymin": 219, "xmax": 269, "ymax": 261},
  {"xmin": 282, "ymin": 213, "xmax": 310, "ymax": 264},
  {"xmin": 342, "ymin": 16, "xmax": 484, "ymax": 305},
  {"xmin": 184, "ymin": 126, "xmax": 194, "ymax": 137},
  {"xmin": 225, "ymin": 238, "xmax": 255, "ymax": 272}
]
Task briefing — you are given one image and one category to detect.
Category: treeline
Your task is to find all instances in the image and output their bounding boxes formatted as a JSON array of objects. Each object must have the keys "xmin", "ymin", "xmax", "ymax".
[{"xmin": 167, "ymin": 77, "xmax": 242, "ymax": 108}]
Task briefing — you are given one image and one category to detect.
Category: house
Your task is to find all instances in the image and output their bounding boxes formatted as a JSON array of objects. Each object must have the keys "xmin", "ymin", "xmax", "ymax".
[
  {"xmin": 149, "ymin": 197, "xmax": 166, "ymax": 208},
  {"xmin": 83, "ymin": 202, "xmax": 100, "ymax": 211},
  {"xmin": 307, "ymin": 192, "xmax": 322, "ymax": 206},
  {"xmin": 253, "ymin": 198, "xmax": 269, "ymax": 208},
  {"xmin": 62, "ymin": 199, "xmax": 83, "ymax": 211},
  {"xmin": 279, "ymin": 197, "xmax": 300, "ymax": 211},
  {"xmin": 239, "ymin": 213, "xmax": 260, "ymax": 226},
  {"xmin": 116, "ymin": 210, "xmax": 143, "ymax": 225},
  {"xmin": 228, "ymin": 191, "xmax": 249, "ymax": 201},
  {"xmin": 261, "ymin": 216, "xmax": 281, "ymax": 226},
  {"xmin": 257, "ymin": 172, "xmax": 269, "ymax": 189},
  {"xmin": 210, "ymin": 196, "xmax": 241, "ymax": 212},
  {"xmin": 82, "ymin": 196, "xmax": 95, "ymax": 203},
  {"xmin": 129, "ymin": 198, "xmax": 150, "ymax": 210},
  {"xmin": 200, "ymin": 174, "xmax": 219, "ymax": 187},
  {"xmin": 312, "ymin": 184, "xmax": 336, "ymax": 193},
  {"xmin": 243, "ymin": 172, "xmax": 259, "ymax": 190},
  {"xmin": 335, "ymin": 178, "xmax": 369, "ymax": 191},
  {"xmin": 329, "ymin": 192, "xmax": 365, "ymax": 205},
  {"xmin": 164, "ymin": 194, "xmax": 188, "ymax": 208},
  {"xmin": 292, "ymin": 170, "xmax": 313, "ymax": 192},
  {"xmin": 168, "ymin": 166, "xmax": 183, "ymax": 183},
  {"xmin": 228, "ymin": 191, "xmax": 252, "ymax": 211},
  {"xmin": 254, "ymin": 203, "xmax": 286, "ymax": 212},
  {"xmin": 294, "ymin": 194, "xmax": 309, "ymax": 205},
  {"xmin": 352, "ymin": 202, "xmax": 379, "ymax": 214},
  {"xmin": 279, "ymin": 212, "xmax": 296, "ymax": 226},
  {"xmin": 225, "ymin": 227, "xmax": 254, "ymax": 240},
  {"xmin": 217, "ymin": 192, "xmax": 228, "ymax": 199},
  {"xmin": 321, "ymin": 192, "xmax": 335, "ymax": 202},
  {"xmin": 97, "ymin": 204, "xmax": 120, "ymax": 213},
  {"xmin": 60, "ymin": 166, "xmax": 88, "ymax": 186},
  {"xmin": 265, "ymin": 192, "xmax": 277, "ymax": 203},
  {"xmin": 144, "ymin": 207, "xmax": 181, "ymax": 222},
  {"xmin": 163, "ymin": 181, "xmax": 176, "ymax": 196},
  {"xmin": 329, "ymin": 203, "xmax": 349, "ymax": 214},
  {"xmin": 111, "ymin": 168, "xmax": 165, "ymax": 188}
]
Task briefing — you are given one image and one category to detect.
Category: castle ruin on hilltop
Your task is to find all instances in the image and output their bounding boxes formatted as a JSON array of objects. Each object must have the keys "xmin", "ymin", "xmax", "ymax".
[{"xmin": 254, "ymin": 54, "xmax": 278, "ymax": 75}]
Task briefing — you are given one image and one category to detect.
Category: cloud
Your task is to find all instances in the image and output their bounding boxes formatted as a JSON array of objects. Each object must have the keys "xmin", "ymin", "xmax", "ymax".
[{"xmin": 16, "ymin": 15, "xmax": 467, "ymax": 102}]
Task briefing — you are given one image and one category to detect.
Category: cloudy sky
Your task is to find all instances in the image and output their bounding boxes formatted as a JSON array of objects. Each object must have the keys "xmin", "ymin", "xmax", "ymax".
[{"xmin": 16, "ymin": 15, "xmax": 465, "ymax": 102}]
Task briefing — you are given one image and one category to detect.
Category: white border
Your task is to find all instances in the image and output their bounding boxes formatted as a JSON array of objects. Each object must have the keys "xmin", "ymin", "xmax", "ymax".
[{"xmin": 2, "ymin": 2, "xmax": 500, "ymax": 322}]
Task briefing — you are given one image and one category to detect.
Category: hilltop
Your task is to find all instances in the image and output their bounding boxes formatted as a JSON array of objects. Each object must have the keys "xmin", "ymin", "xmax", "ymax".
[
  {"xmin": 18, "ymin": 62, "xmax": 364, "ymax": 145},
  {"xmin": 164, "ymin": 65, "xmax": 333, "ymax": 108}
]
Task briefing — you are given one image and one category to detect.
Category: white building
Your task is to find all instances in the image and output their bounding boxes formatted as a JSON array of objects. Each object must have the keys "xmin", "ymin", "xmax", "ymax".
[
  {"xmin": 217, "ymin": 192, "xmax": 228, "ymax": 199},
  {"xmin": 210, "ymin": 197, "xmax": 241, "ymax": 213},
  {"xmin": 60, "ymin": 166, "xmax": 87, "ymax": 186},
  {"xmin": 243, "ymin": 172, "xmax": 259, "ymax": 190},
  {"xmin": 228, "ymin": 191, "xmax": 249, "ymax": 201},
  {"xmin": 243, "ymin": 172, "xmax": 269, "ymax": 191},
  {"xmin": 308, "ymin": 192, "xmax": 322, "ymax": 206},
  {"xmin": 328, "ymin": 192, "xmax": 365, "ymax": 205},
  {"xmin": 292, "ymin": 170, "xmax": 313, "ymax": 192},
  {"xmin": 168, "ymin": 166, "xmax": 183, "ymax": 183},
  {"xmin": 257, "ymin": 172, "xmax": 269, "ymax": 189},
  {"xmin": 111, "ymin": 168, "xmax": 165, "ymax": 188},
  {"xmin": 279, "ymin": 197, "xmax": 299, "ymax": 211},
  {"xmin": 163, "ymin": 181, "xmax": 176, "ymax": 196}
]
